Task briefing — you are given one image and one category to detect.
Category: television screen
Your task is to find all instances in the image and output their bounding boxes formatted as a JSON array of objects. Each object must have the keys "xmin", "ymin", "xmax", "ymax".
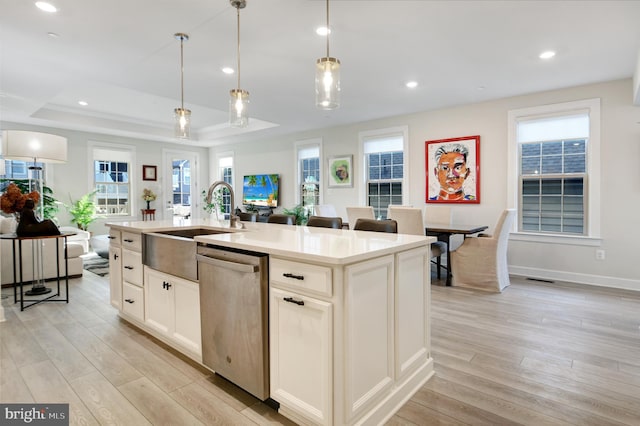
[{"xmin": 242, "ymin": 174, "xmax": 279, "ymax": 207}]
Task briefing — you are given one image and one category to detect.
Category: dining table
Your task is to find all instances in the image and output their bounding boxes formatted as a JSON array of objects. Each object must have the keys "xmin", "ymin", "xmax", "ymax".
[{"xmin": 425, "ymin": 222, "xmax": 489, "ymax": 286}]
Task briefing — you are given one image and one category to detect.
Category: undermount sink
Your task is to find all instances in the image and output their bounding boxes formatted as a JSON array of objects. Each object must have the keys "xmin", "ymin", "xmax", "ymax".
[
  {"xmin": 143, "ymin": 228, "xmax": 233, "ymax": 281},
  {"xmin": 153, "ymin": 228, "xmax": 232, "ymax": 239}
]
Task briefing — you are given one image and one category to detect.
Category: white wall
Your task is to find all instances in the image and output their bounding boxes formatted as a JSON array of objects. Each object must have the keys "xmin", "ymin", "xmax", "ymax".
[
  {"xmin": 213, "ymin": 79, "xmax": 640, "ymax": 290},
  {"xmin": 1, "ymin": 123, "xmax": 210, "ymax": 236}
]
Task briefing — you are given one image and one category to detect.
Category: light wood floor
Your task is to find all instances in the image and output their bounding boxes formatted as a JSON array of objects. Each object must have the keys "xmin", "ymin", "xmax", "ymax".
[{"xmin": 2, "ymin": 271, "xmax": 639, "ymax": 425}]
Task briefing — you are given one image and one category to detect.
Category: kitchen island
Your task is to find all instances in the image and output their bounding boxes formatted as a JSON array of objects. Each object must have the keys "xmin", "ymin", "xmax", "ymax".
[{"xmin": 106, "ymin": 218, "xmax": 435, "ymax": 426}]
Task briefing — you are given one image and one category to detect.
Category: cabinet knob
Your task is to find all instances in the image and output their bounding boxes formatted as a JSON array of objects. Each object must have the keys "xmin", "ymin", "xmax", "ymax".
[
  {"xmin": 284, "ymin": 296, "xmax": 305, "ymax": 306},
  {"xmin": 283, "ymin": 273, "xmax": 304, "ymax": 281}
]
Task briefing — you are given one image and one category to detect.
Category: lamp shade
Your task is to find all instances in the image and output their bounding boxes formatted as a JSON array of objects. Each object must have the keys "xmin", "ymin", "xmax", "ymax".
[{"xmin": 1, "ymin": 130, "xmax": 67, "ymax": 163}]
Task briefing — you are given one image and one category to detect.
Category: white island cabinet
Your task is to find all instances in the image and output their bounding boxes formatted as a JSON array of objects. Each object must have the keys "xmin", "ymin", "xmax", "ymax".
[{"xmin": 106, "ymin": 218, "xmax": 435, "ymax": 426}]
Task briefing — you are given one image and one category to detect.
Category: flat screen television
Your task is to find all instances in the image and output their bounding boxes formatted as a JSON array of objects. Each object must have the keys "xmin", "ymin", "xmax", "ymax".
[{"xmin": 242, "ymin": 174, "xmax": 279, "ymax": 207}]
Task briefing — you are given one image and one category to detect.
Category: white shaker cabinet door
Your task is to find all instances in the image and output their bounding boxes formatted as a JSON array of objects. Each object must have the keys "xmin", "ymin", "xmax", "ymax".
[
  {"xmin": 270, "ymin": 287, "xmax": 332, "ymax": 426},
  {"xmin": 108, "ymin": 245, "xmax": 122, "ymax": 310},
  {"xmin": 145, "ymin": 268, "xmax": 173, "ymax": 335}
]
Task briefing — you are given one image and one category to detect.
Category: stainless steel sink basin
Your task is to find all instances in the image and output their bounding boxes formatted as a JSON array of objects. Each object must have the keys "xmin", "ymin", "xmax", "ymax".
[
  {"xmin": 153, "ymin": 228, "xmax": 231, "ymax": 239},
  {"xmin": 143, "ymin": 228, "xmax": 232, "ymax": 281}
]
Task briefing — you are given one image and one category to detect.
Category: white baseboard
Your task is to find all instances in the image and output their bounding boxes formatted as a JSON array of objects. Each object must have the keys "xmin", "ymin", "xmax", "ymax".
[{"xmin": 509, "ymin": 266, "xmax": 640, "ymax": 292}]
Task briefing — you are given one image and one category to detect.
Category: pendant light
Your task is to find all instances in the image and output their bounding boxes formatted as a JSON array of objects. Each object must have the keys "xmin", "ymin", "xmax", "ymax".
[
  {"xmin": 229, "ymin": 0, "xmax": 249, "ymax": 128},
  {"xmin": 315, "ymin": 0, "xmax": 340, "ymax": 109},
  {"xmin": 174, "ymin": 32, "xmax": 191, "ymax": 139}
]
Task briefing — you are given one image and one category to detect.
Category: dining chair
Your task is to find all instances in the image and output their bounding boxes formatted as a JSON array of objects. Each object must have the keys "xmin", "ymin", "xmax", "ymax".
[
  {"xmin": 353, "ymin": 218, "xmax": 397, "ymax": 233},
  {"xmin": 306, "ymin": 215, "xmax": 343, "ymax": 229},
  {"xmin": 267, "ymin": 214, "xmax": 296, "ymax": 225},
  {"xmin": 314, "ymin": 204, "xmax": 338, "ymax": 217},
  {"xmin": 424, "ymin": 205, "xmax": 452, "ymax": 274},
  {"xmin": 346, "ymin": 206, "xmax": 375, "ymax": 230},
  {"xmin": 387, "ymin": 206, "xmax": 447, "ymax": 278},
  {"xmin": 450, "ymin": 209, "xmax": 516, "ymax": 292},
  {"xmin": 237, "ymin": 212, "xmax": 258, "ymax": 222}
]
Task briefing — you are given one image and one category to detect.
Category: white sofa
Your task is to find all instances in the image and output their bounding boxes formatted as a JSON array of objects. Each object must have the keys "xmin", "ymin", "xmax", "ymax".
[{"xmin": 0, "ymin": 216, "xmax": 85, "ymax": 285}]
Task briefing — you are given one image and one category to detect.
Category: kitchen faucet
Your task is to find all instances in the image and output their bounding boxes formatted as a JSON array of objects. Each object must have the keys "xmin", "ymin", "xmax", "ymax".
[{"xmin": 206, "ymin": 180, "xmax": 241, "ymax": 228}]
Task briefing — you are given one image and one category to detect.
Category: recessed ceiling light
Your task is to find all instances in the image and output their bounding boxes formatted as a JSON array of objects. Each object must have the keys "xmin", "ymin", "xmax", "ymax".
[
  {"xmin": 47, "ymin": 32, "xmax": 60, "ymax": 38},
  {"xmin": 477, "ymin": 86, "xmax": 486, "ymax": 90},
  {"xmin": 35, "ymin": 2, "xmax": 57, "ymax": 13},
  {"xmin": 316, "ymin": 26, "xmax": 331, "ymax": 36},
  {"xmin": 78, "ymin": 101, "xmax": 88, "ymax": 106},
  {"xmin": 405, "ymin": 81, "xmax": 418, "ymax": 89},
  {"xmin": 539, "ymin": 50, "xmax": 556, "ymax": 60},
  {"xmin": 222, "ymin": 67, "xmax": 234, "ymax": 75}
]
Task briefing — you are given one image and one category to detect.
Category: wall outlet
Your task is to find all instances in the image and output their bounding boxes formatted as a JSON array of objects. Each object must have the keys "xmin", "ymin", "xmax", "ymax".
[{"xmin": 595, "ymin": 249, "xmax": 605, "ymax": 260}]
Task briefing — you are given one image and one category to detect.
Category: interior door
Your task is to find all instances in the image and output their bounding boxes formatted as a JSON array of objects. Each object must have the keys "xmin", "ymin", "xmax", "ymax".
[{"xmin": 163, "ymin": 150, "xmax": 199, "ymax": 221}]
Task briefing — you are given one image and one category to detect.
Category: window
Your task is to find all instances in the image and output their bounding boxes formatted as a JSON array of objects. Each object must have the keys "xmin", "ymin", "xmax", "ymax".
[
  {"xmin": 360, "ymin": 127, "xmax": 408, "ymax": 219},
  {"xmin": 508, "ymin": 99, "xmax": 601, "ymax": 240},
  {"xmin": 173, "ymin": 160, "xmax": 191, "ymax": 206},
  {"xmin": 0, "ymin": 160, "xmax": 43, "ymax": 180},
  {"xmin": 217, "ymin": 154, "xmax": 233, "ymax": 214},
  {"xmin": 92, "ymin": 145, "xmax": 134, "ymax": 216},
  {"xmin": 295, "ymin": 140, "xmax": 322, "ymax": 209}
]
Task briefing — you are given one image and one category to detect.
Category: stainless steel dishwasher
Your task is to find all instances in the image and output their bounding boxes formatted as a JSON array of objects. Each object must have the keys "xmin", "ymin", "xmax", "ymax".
[{"xmin": 196, "ymin": 243, "xmax": 270, "ymax": 400}]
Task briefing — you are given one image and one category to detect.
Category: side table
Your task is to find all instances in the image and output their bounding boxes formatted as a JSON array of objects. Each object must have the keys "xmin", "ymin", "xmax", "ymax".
[
  {"xmin": 141, "ymin": 209, "xmax": 156, "ymax": 221},
  {"xmin": 0, "ymin": 232, "xmax": 73, "ymax": 311}
]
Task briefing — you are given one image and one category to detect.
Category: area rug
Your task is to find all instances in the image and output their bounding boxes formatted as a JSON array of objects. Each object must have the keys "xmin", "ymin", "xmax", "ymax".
[{"xmin": 83, "ymin": 253, "xmax": 109, "ymax": 277}]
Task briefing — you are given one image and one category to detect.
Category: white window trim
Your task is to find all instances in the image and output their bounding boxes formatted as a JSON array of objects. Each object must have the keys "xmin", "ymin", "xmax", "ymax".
[
  {"xmin": 507, "ymin": 98, "xmax": 601, "ymax": 245},
  {"xmin": 294, "ymin": 138, "xmax": 323, "ymax": 205},
  {"xmin": 358, "ymin": 126, "xmax": 409, "ymax": 206},
  {"xmin": 88, "ymin": 141, "xmax": 136, "ymax": 217}
]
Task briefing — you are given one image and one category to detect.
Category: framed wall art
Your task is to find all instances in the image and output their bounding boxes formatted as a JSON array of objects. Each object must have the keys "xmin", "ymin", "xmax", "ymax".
[
  {"xmin": 327, "ymin": 155, "xmax": 353, "ymax": 188},
  {"xmin": 425, "ymin": 135, "xmax": 480, "ymax": 203},
  {"xmin": 142, "ymin": 165, "xmax": 157, "ymax": 181}
]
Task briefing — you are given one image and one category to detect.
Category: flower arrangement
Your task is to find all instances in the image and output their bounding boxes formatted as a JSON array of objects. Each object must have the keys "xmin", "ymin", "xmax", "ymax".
[
  {"xmin": 142, "ymin": 188, "xmax": 157, "ymax": 209},
  {"xmin": 0, "ymin": 183, "xmax": 40, "ymax": 216}
]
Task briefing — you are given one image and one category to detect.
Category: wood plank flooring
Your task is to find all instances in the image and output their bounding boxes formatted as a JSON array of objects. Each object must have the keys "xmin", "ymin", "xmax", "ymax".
[{"xmin": 2, "ymin": 271, "xmax": 639, "ymax": 425}]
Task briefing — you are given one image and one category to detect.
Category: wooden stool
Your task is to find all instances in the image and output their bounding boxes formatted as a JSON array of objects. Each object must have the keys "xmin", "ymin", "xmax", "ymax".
[{"xmin": 141, "ymin": 209, "xmax": 156, "ymax": 221}]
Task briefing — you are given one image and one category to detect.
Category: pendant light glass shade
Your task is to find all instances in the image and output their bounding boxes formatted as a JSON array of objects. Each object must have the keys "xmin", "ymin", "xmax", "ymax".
[
  {"xmin": 229, "ymin": 0, "xmax": 249, "ymax": 128},
  {"xmin": 174, "ymin": 33, "xmax": 191, "ymax": 139},
  {"xmin": 315, "ymin": 0, "xmax": 340, "ymax": 109},
  {"xmin": 174, "ymin": 107, "xmax": 191, "ymax": 139},
  {"xmin": 229, "ymin": 89, "xmax": 249, "ymax": 128},
  {"xmin": 315, "ymin": 57, "xmax": 340, "ymax": 109}
]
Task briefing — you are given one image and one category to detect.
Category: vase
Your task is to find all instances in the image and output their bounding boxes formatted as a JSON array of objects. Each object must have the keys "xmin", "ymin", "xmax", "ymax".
[{"xmin": 146, "ymin": 201, "xmax": 150, "ymax": 210}]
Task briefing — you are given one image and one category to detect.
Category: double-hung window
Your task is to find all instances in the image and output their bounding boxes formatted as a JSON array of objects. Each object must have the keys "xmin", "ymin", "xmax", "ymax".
[
  {"xmin": 93, "ymin": 146, "xmax": 133, "ymax": 216},
  {"xmin": 509, "ymin": 99, "xmax": 600, "ymax": 239},
  {"xmin": 295, "ymin": 140, "xmax": 322, "ymax": 209},
  {"xmin": 360, "ymin": 127, "xmax": 408, "ymax": 219},
  {"xmin": 217, "ymin": 154, "xmax": 234, "ymax": 214}
]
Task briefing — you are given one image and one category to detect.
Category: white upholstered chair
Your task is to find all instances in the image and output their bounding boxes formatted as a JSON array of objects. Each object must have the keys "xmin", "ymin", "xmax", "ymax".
[
  {"xmin": 450, "ymin": 209, "xmax": 516, "ymax": 292},
  {"xmin": 346, "ymin": 206, "xmax": 375, "ymax": 230},
  {"xmin": 387, "ymin": 206, "xmax": 447, "ymax": 278},
  {"xmin": 314, "ymin": 204, "xmax": 338, "ymax": 217}
]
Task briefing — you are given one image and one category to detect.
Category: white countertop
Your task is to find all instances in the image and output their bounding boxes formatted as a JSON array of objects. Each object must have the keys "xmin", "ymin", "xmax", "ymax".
[{"xmin": 106, "ymin": 218, "xmax": 434, "ymax": 265}]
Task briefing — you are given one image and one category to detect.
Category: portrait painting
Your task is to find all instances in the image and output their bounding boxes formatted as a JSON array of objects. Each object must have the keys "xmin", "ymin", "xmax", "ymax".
[
  {"xmin": 425, "ymin": 135, "xmax": 480, "ymax": 204},
  {"xmin": 327, "ymin": 155, "xmax": 353, "ymax": 187}
]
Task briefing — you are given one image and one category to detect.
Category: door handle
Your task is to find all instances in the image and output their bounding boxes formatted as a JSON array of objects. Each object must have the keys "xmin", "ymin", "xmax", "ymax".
[{"xmin": 284, "ymin": 297, "xmax": 304, "ymax": 306}]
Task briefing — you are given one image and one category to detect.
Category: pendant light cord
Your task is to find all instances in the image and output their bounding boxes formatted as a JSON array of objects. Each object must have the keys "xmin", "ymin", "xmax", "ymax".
[
  {"xmin": 326, "ymin": 0, "xmax": 330, "ymax": 58},
  {"xmin": 237, "ymin": 6, "xmax": 241, "ymax": 90},
  {"xmin": 180, "ymin": 36, "xmax": 185, "ymax": 109}
]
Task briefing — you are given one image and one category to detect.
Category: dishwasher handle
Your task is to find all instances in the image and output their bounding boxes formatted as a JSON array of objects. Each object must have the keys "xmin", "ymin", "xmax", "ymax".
[{"xmin": 196, "ymin": 254, "xmax": 259, "ymax": 273}]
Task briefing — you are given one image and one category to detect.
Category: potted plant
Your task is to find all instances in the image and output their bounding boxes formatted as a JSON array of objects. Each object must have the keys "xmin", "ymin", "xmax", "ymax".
[
  {"xmin": 283, "ymin": 204, "xmax": 309, "ymax": 225},
  {"xmin": 66, "ymin": 189, "xmax": 100, "ymax": 231}
]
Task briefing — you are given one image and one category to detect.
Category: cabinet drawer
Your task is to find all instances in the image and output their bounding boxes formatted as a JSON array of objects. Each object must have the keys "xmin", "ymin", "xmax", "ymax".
[
  {"xmin": 107, "ymin": 229, "xmax": 121, "ymax": 245},
  {"xmin": 122, "ymin": 281, "xmax": 144, "ymax": 321},
  {"xmin": 122, "ymin": 231, "xmax": 142, "ymax": 251},
  {"xmin": 122, "ymin": 248, "xmax": 143, "ymax": 286},
  {"xmin": 270, "ymin": 258, "xmax": 332, "ymax": 297}
]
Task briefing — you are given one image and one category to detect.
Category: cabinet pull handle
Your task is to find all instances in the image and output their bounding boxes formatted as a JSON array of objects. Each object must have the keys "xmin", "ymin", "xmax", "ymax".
[
  {"xmin": 284, "ymin": 297, "xmax": 304, "ymax": 306},
  {"xmin": 107, "ymin": 235, "xmax": 115, "ymax": 239},
  {"xmin": 283, "ymin": 273, "xmax": 304, "ymax": 280},
  {"xmin": 124, "ymin": 238, "xmax": 134, "ymax": 243},
  {"xmin": 113, "ymin": 253, "xmax": 119, "ymax": 260},
  {"xmin": 124, "ymin": 266, "xmax": 134, "ymax": 270},
  {"xmin": 163, "ymin": 281, "xmax": 172, "ymax": 290},
  {"xmin": 125, "ymin": 299, "xmax": 134, "ymax": 303}
]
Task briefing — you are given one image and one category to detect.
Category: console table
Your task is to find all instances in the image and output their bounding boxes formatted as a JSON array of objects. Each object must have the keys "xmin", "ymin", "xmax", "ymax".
[
  {"xmin": 141, "ymin": 209, "xmax": 156, "ymax": 221},
  {"xmin": 1, "ymin": 232, "xmax": 73, "ymax": 311}
]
